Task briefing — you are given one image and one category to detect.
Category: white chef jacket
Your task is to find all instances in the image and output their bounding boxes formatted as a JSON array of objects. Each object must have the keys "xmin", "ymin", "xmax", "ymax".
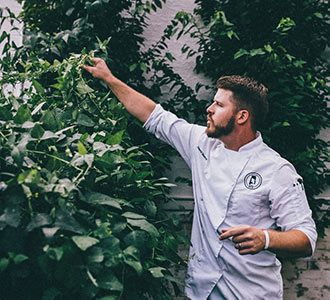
[{"xmin": 143, "ymin": 105, "xmax": 317, "ymax": 300}]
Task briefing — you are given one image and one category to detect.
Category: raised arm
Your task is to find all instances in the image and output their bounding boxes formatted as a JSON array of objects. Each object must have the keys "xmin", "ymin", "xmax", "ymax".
[{"xmin": 83, "ymin": 58, "xmax": 156, "ymax": 123}]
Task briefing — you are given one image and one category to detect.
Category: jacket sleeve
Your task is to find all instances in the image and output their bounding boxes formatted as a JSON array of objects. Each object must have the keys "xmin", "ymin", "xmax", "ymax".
[
  {"xmin": 143, "ymin": 104, "xmax": 203, "ymax": 169},
  {"xmin": 269, "ymin": 163, "xmax": 318, "ymax": 255}
]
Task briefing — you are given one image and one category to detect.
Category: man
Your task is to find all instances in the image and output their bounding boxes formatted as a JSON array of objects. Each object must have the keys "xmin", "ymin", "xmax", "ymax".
[{"xmin": 84, "ymin": 58, "xmax": 317, "ymax": 299}]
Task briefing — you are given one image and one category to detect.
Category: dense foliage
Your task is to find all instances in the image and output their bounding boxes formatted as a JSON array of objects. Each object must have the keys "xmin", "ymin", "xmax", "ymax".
[
  {"xmin": 0, "ymin": 1, "xmax": 189, "ymax": 299},
  {"xmin": 170, "ymin": 0, "xmax": 329, "ymax": 235}
]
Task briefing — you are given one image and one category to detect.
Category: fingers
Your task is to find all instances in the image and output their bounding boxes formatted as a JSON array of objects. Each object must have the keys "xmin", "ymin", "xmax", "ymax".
[
  {"xmin": 219, "ymin": 225, "xmax": 248, "ymax": 240},
  {"xmin": 235, "ymin": 241, "xmax": 256, "ymax": 255}
]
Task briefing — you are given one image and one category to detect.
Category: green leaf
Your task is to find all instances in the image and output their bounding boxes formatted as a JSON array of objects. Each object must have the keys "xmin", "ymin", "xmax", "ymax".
[
  {"xmin": 13, "ymin": 254, "xmax": 29, "ymax": 264},
  {"xmin": 97, "ymin": 272, "xmax": 123, "ymax": 292},
  {"xmin": 122, "ymin": 212, "xmax": 145, "ymax": 219},
  {"xmin": 76, "ymin": 81, "xmax": 94, "ymax": 95},
  {"xmin": 41, "ymin": 131, "xmax": 58, "ymax": 140},
  {"xmin": 14, "ymin": 105, "xmax": 32, "ymax": 124},
  {"xmin": 32, "ymin": 79, "xmax": 45, "ymax": 96},
  {"xmin": 314, "ymin": 12, "xmax": 323, "ymax": 19},
  {"xmin": 234, "ymin": 48, "xmax": 249, "ymax": 60},
  {"xmin": 85, "ymin": 192, "xmax": 122, "ymax": 210},
  {"xmin": 129, "ymin": 63, "xmax": 137, "ymax": 72},
  {"xmin": 78, "ymin": 141, "xmax": 88, "ymax": 155},
  {"xmin": 31, "ymin": 123, "xmax": 45, "ymax": 139},
  {"xmin": 40, "ymin": 110, "xmax": 59, "ymax": 131},
  {"xmin": 72, "ymin": 235, "xmax": 100, "ymax": 251},
  {"xmin": 149, "ymin": 266, "xmax": 166, "ymax": 278},
  {"xmin": 106, "ymin": 130, "xmax": 124, "ymax": 146},
  {"xmin": 139, "ymin": 62, "xmax": 147, "ymax": 72},
  {"xmin": 0, "ymin": 258, "xmax": 9, "ymax": 273},
  {"xmin": 250, "ymin": 48, "xmax": 265, "ymax": 56},
  {"xmin": 76, "ymin": 113, "xmax": 95, "ymax": 127},
  {"xmin": 144, "ymin": 200, "xmax": 157, "ymax": 217},
  {"xmin": 165, "ymin": 52, "xmax": 175, "ymax": 62},
  {"xmin": 126, "ymin": 218, "xmax": 159, "ymax": 237},
  {"xmin": 102, "ymin": 236, "xmax": 122, "ymax": 268},
  {"xmin": 87, "ymin": 247, "xmax": 104, "ymax": 263},
  {"xmin": 123, "ymin": 246, "xmax": 143, "ymax": 275}
]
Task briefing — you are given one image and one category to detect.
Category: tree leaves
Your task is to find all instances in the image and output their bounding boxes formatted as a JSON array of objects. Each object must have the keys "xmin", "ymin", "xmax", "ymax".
[{"xmin": 72, "ymin": 235, "xmax": 99, "ymax": 251}]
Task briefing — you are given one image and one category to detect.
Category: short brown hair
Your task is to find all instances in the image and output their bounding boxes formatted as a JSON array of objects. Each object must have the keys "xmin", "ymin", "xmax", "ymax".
[{"xmin": 216, "ymin": 75, "xmax": 269, "ymax": 131}]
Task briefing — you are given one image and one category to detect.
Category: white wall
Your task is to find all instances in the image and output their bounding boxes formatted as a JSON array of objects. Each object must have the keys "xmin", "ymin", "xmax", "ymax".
[{"xmin": 0, "ymin": 0, "xmax": 23, "ymax": 55}]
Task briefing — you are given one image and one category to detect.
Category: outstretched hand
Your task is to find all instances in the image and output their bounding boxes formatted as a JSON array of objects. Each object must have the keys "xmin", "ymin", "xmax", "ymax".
[
  {"xmin": 83, "ymin": 57, "xmax": 112, "ymax": 82},
  {"xmin": 219, "ymin": 225, "xmax": 266, "ymax": 255}
]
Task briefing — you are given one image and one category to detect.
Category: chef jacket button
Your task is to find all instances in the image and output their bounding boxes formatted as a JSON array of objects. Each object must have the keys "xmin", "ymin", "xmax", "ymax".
[{"xmin": 198, "ymin": 257, "xmax": 202, "ymax": 262}]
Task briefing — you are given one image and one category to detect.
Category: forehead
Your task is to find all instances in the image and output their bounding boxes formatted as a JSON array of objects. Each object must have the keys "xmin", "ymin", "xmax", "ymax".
[{"xmin": 214, "ymin": 88, "xmax": 235, "ymax": 105}]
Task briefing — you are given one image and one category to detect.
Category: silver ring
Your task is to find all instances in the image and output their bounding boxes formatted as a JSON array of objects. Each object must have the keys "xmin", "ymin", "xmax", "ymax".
[{"xmin": 238, "ymin": 243, "xmax": 242, "ymax": 250}]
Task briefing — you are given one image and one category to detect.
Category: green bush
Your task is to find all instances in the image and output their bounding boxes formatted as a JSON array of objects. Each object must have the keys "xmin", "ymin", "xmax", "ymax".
[{"xmin": 0, "ymin": 5, "xmax": 187, "ymax": 299}]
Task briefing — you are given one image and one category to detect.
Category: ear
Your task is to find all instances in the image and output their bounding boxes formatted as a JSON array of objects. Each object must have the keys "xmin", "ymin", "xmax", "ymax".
[{"xmin": 236, "ymin": 109, "xmax": 249, "ymax": 125}]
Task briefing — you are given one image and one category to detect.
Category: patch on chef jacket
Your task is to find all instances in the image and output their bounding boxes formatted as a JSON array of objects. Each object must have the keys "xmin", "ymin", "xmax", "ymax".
[
  {"xmin": 244, "ymin": 172, "xmax": 262, "ymax": 190},
  {"xmin": 293, "ymin": 177, "xmax": 305, "ymax": 193}
]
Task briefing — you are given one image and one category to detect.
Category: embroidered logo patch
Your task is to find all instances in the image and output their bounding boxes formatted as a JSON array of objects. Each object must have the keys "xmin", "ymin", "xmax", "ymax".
[{"xmin": 244, "ymin": 172, "xmax": 262, "ymax": 190}]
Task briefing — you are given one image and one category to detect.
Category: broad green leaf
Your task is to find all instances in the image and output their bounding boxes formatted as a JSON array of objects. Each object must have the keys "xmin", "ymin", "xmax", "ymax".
[
  {"xmin": 76, "ymin": 81, "xmax": 94, "ymax": 95},
  {"xmin": 14, "ymin": 105, "xmax": 32, "ymax": 124},
  {"xmin": 32, "ymin": 79, "xmax": 45, "ymax": 96},
  {"xmin": 122, "ymin": 212, "xmax": 145, "ymax": 219},
  {"xmin": 234, "ymin": 48, "xmax": 249, "ymax": 60},
  {"xmin": 106, "ymin": 130, "xmax": 124, "ymax": 146},
  {"xmin": 40, "ymin": 131, "xmax": 58, "ymax": 140},
  {"xmin": 54, "ymin": 209, "xmax": 84, "ymax": 234},
  {"xmin": 97, "ymin": 272, "xmax": 123, "ymax": 292},
  {"xmin": 76, "ymin": 113, "xmax": 95, "ymax": 127},
  {"xmin": 129, "ymin": 63, "xmax": 137, "ymax": 72},
  {"xmin": 126, "ymin": 218, "xmax": 159, "ymax": 237},
  {"xmin": 123, "ymin": 246, "xmax": 142, "ymax": 275},
  {"xmin": 102, "ymin": 236, "xmax": 123, "ymax": 268},
  {"xmin": 40, "ymin": 110, "xmax": 59, "ymax": 131},
  {"xmin": 85, "ymin": 192, "xmax": 122, "ymax": 210},
  {"xmin": 13, "ymin": 254, "xmax": 29, "ymax": 264},
  {"xmin": 0, "ymin": 206, "xmax": 22, "ymax": 228},
  {"xmin": 72, "ymin": 235, "xmax": 99, "ymax": 251},
  {"xmin": 123, "ymin": 230, "xmax": 150, "ymax": 250},
  {"xmin": 31, "ymin": 101, "xmax": 46, "ymax": 115},
  {"xmin": 87, "ymin": 247, "xmax": 104, "ymax": 263},
  {"xmin": 31, "ymin": 123, "xmax": 45, "ymax": 139},
  {"xmin": 26, "ymin": 213, "xmax": 52, "ymax": 232},
  {"xmin": 144, "ymin": 200, "xmax": 157, "ymax": 217},
  {"xmin": 78, "ymin": 141, "xmax": 88, "ymax": 155},
  {"xmin": 148, "ymin": 266, "xmax": 166, "ymax": 278},
  {"xmin": 250, "ymin": 48, "xmax": 265, "ymax": 56}
]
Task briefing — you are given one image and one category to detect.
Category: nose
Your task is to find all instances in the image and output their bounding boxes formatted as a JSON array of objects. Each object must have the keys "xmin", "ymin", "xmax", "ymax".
[{"xmin": 206, "ymin": 102, "xmax": 215, "ymax": 115}]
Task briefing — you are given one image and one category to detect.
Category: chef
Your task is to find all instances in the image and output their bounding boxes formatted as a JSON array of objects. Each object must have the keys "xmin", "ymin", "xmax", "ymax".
[{"xmin": 84, "ymin": 58, "xmax": 317, "ymax": 300}]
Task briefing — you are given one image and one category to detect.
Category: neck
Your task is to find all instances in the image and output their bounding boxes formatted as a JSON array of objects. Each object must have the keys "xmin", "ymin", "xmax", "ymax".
[{"xmin": 220, "ymin": 129, "xmax": 257, "ymax": 151}]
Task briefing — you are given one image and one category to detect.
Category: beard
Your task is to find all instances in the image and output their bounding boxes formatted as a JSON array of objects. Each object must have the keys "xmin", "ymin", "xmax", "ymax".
[{"xmin": 206, "ymin": 114, "xmax": 235, "ymax": 138}]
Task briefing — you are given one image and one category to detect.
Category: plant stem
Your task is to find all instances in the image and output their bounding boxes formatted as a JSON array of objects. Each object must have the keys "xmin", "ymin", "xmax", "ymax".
[{"xmin": 26, "ymin": 149, "xmax": 83, "ymax": 172}]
